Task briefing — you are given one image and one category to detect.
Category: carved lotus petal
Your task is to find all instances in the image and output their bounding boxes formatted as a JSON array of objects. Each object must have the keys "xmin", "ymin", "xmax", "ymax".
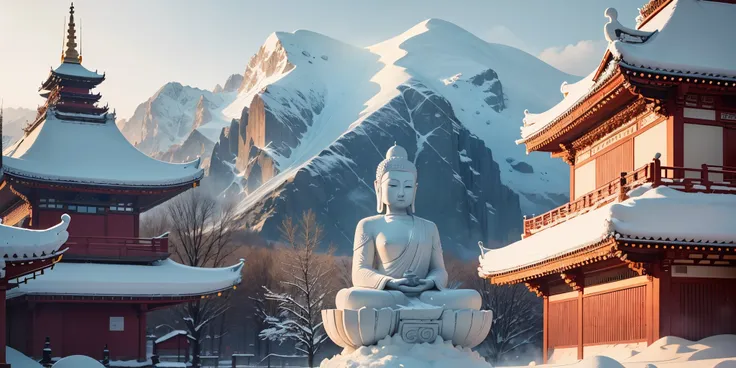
[{"xmin": 322, "ymin": 308, "xmax": 493, "ymax": 349}]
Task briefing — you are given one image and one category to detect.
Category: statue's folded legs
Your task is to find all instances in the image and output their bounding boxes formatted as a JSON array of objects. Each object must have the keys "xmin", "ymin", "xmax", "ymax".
[
  {"xmin": 336, "ymin": 287, "xmax": 409, "ymax": 310},
  {"xmin": 337, "ymin": 287, "xmax": 482, "ymax": 310},
  {"xmin": 419, "ymin": 289, "xmax": 482, "ymax": 310}
]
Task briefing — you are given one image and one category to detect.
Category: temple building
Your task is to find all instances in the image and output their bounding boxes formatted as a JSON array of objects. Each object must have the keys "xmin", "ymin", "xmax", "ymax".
[
  {"xmin": 479, "ymin": 0, "xmax": 736, "ymax": 364},
  {"xmin": 2, "ymin": 4, "xmax": 243, "ymax": 363}
]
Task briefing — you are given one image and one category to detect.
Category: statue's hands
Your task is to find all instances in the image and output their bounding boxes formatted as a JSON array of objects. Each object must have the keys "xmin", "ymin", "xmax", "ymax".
[
  {"xmin": 396, "ymin": 279, "xmax": 435, "ymax": 294},
  {"xmin": 386, "ymin": 278, "xmax": 411, "ymax": 289}
]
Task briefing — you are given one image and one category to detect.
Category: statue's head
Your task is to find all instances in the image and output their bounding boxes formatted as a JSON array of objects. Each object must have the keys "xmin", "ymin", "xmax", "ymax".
[{"xmin": 374, "ymin": 144, "xmax": 417, "ymax": 214}]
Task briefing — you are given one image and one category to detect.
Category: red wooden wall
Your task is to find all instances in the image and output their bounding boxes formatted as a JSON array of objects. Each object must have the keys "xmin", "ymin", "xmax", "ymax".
[
  {"xmin": 36, "ymin": 210, "xmax": 136, "ymax": 238},
  {"xmin": 595, "ymin": 140, "xmax": 634, "ymax": 187},
  {"xmin": 548, "ymin": 299, "xmax": 577, "ymax": 348},
  {"xmin": 107, "ymin": 213, "xmax": 135, "ymax": 237},
  {"xmin": 669, "ymin": 278, "xmax": 736, "ymax": 341},
  {"xmin": 7, "ymin": 305, "xmax": 31, "ymax": 354},
  {"xmin": 583, "ymin": 286, "xmax": 646, "ymax": 344},
  {"xmin": 725, "ymin": 127, "xmax": 736, "ymax": 180},
  {"xmin": 9, "ymin": 303, "xmax": 144, "ymax": 361}
]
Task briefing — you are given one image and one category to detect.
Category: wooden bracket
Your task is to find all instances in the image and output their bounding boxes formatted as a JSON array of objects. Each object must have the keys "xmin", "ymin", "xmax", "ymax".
[
  {"xmin": 556, "ymin": 143, "xmax": 576, "ymax": 165},
  {"xmin": 524, "ymin": 282, "xmax": 547, "ymax": 297},
  {"xmin": 646, "ymin": 99, "xmax": 668, "ymax": 117},
  {"xmin": 560, "ymin": 272, "xmax": 583, "ymax": 291},
  {"xmin": 625, "ymin": 261, "xmax": 648, "ymax": 276},
  {"xmin": 623, "ymin": 78, "xmax": 640, "ymax": 96}
]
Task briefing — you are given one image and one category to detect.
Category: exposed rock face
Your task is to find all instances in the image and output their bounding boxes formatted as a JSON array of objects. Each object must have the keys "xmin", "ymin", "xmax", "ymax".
[
  {"xmin": 469, "ymin": 69, "xmax": 506, "ymax": 112},
  {"xmin": 192, "ymin": 96, "xmax": 214, "ymax": 130},
  {"xmin": 155, "ymin": 129, "xmax": 214, "ymax": 164},
  {"xmin": 239, "ymin": 36, "xmax": 295, "ymax": 94},
  {"xmin": 222, "ymin": 74, "xmax": 244, "ymax": 93},
  {"xmin": 241, "ymin": 145, "xmax": 279, "ymax": 194},
  {"xmin": 234, "ymin": 81, "xmax": 521, "ymax": 256}
]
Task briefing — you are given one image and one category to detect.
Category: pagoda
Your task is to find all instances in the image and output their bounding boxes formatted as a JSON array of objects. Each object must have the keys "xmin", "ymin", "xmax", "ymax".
[
  {"xmin": 1, "ymin": 4, "xmax": 243, "ymax": 363},
  {"xmin": 479, "ymin": 0, "xmax": 736, "ymax": 364}
]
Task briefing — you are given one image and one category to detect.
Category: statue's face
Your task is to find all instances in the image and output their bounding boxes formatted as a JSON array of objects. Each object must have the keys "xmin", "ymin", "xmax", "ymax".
[{"xmin": 376, "ymin": 170, "xmax": 416, "ymax": 211}]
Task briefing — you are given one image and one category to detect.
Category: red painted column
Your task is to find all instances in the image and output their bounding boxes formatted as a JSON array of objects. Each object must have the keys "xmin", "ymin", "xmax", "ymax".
[
  {"xmin": 138, "ymin": 305, "xmax": 148, "ymax": 362},
  {"xmin": 577, "ymin": 290, "xmax": 584, "ymax": 360},
  {"xmin": 543, "ymin": 296, "xmax": 549, "ymax": 364},
  {"xmin": 0, "ymin": 282, "xmax": 9, "ymax": 368}
]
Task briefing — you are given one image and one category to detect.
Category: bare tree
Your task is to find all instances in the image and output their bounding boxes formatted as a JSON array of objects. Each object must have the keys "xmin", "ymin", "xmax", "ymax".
[
  {"xmin": 259, "ymin": 210, "xmax": 334, "ymax": 368},
  {"xmin": 238, "ymin": 246, "xmax": 280, "ymax": 363},
  {"xmin": 139, "ymin": 206, "xmax": 171, "ymax": 238},
  {"xmin": 473, "ymin": 280, "xmax": 543, "ymax": 365},
  {"xmin": 166, "ymin": 189, "xmax": 238, "ymax": 367}
]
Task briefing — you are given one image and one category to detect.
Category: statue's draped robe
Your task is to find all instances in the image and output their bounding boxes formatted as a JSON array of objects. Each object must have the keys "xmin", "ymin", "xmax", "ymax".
[{"xmin": 352, "ymin": 216, "xmax": 448, "ymax": 291}]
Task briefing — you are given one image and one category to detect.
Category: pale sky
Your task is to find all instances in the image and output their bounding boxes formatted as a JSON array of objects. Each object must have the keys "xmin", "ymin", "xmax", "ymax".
[{"xmin": 0, "ymin": 0, "xmax": 641, "ymax": 118}]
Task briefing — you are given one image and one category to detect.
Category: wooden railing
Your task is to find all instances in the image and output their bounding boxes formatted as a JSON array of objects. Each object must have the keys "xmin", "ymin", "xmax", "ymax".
[
  {"xmin": 64, "ymin": 235, "xmax": 169, "ymax": 260},
  {"xmin": 523, "ymin": 158, "xmax": 736, "ymax": 238}
]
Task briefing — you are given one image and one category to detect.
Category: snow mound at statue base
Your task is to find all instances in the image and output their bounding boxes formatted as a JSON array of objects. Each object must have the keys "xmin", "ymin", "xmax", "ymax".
[{"xmin": 320, "ymin": 335, "xmax": 492, "ymax": 368}]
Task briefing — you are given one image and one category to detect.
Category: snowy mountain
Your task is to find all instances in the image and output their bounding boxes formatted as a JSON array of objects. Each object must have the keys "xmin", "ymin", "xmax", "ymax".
[
  {"xmin": 117, "ymin": 79, "xmax": 242, "ymax": 158},
  {"xmin": 2, "ymin": 107, "xmax": 36, "ymax": 147},
  {"xmin": 202, "ymin": 19, "xmax": 574, "ymax": 256},
  {"xmin": 124, "ymin": 19, "xmax": 573, "ymax": 255}
]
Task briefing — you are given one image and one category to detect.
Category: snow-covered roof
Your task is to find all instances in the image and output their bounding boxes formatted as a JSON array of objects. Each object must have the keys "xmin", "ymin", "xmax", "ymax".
[
  {"xmin": 0, "ymin": 214, "xmax": 70, "ymax": 278},
  {"xmin": 520, "ymin": 61, "xmax": 617, "ymax": 141},
  {"xmin": 7, "ymin": 258, "xmax": 243, "ymax": 299},
  {"xmin": 520, "ymin": 0, "xmax": 736, "ymax": 142},
  {"xmin": 52, "ymin": 62, "xmax": 104, "ymax": 79},
  {"xmin": 155, "ymin": 330, "xmax": 193, "ymax": 344},
  {"xmin": 3, "ymin": 110, "xmax": 204, "ymax": 187},
  {"xmin": 479, "ymin": 185, "xmax": 736, "ymax": 277},
  {"xmin": 8, "ymin": 346, "xmax": 42, "ymax": 368},
  {"xmin": 612, "ymin": 0, "xmax": 736, "ymax": 81}
]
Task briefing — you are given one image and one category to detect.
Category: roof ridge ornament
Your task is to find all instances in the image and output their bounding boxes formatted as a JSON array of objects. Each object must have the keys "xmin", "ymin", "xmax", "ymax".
[
  {"xmin": 604, "ymin": 8, "xmax": 656, "ymax": 45},
  {"xmin": 61, "ymin": 3, "xmax": 82, "ymax": 64}
]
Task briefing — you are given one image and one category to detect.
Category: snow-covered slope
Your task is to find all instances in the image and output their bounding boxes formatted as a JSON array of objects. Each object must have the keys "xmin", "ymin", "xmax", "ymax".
[{"xmin": 202, "ymin": 19, "xmax": 575, "ymax": 255}]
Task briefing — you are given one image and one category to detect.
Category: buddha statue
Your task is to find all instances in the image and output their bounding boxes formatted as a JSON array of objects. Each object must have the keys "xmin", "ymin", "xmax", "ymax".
[{"xmin": 336, "ymin": 144, "xmax": 482, "ymax": 311}]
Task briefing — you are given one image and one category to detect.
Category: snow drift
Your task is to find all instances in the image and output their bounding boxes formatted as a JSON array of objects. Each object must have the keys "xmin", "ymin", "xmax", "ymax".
[{"xmin": 320, "ymin": 335, "xmax": 492, "ymax": 368}]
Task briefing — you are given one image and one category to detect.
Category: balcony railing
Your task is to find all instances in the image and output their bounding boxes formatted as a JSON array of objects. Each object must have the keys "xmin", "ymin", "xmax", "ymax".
[
  {"xmin": 523, "ymin": 158, "xmax": 736, "ymax": 238},
  {"xmin": 64, "ymin": 235, "xmax": 169, "ymax": 261}
]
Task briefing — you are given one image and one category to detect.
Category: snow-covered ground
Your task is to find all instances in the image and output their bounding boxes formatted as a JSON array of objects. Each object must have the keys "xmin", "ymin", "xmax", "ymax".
[
  {"xmin": 505, "ymin": 335, "xmax": 736, "ymax": 368},
  {"xmin": 320, "ymin": 335, "xmax": 492, "ymax": 368},
  {"xmin": 52, "ymin": 355, "xmax": 105, "ymax": 367}
]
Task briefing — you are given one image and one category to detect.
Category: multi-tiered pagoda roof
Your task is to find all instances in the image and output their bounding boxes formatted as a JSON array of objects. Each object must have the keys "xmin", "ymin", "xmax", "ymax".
[
  {"xmin": 1, "ymin": 5, "xmax": 241, "ymax": 361},
  {"xmin": 3, "ymin": 4, "xmax": 203, "ymax": 190}
]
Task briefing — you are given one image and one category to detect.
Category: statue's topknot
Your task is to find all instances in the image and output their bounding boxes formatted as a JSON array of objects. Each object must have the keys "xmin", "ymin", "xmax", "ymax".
[{"xmin": 376, "ymin": 143, "xmax": 416, "ymax": 182}]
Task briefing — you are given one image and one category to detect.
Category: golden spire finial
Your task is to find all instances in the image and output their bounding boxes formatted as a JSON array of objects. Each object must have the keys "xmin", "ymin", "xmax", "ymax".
[{"xmin": 62, "ymin": 2, "xmax": 81, "ymax": 64}]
